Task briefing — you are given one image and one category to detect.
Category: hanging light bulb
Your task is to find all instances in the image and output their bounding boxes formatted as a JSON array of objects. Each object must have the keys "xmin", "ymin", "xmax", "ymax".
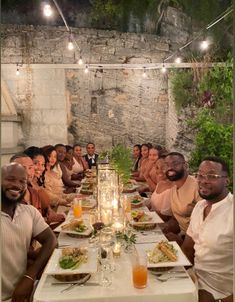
[
  {"xmin": 16, "ymin": 66, "xmax": 20, "ymax": 76},
  {"xmin": 142, "ymin": 67, "xmax": 147, "ymax": 78},
  {"xmin": 43, "ymin": 4, "xmax": 53, "ymax": 17},
  {"xmin": 67, "ymin": 36, "xmax": 74, "ymax": 51},
  {"xmin": 84, "ymin": 65, "xmax": 89, "ymax": 74},
  {"xmin": 78, "ymin": 56, "xmax": 83, "ymax": 65},
  {"xmin": 161, "ymin": 64, "xmax": 167, "ymax": 73},
  {"xmin": 175, "ymin": 57, "xmax": 182, "ymax": 64},
  {"xmin": 200, "ymin": 40, "xmax": 209, "ymax": 50}
]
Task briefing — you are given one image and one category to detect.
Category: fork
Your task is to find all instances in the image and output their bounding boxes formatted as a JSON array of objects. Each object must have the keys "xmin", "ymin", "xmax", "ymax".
[{"xmin": 156, "ymin": 275, "xmax": 188, "ymax": 282}]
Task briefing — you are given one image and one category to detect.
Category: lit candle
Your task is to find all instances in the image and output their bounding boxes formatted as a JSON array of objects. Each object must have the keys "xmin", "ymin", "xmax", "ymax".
[
  {"xmin": 112, "ymin": 221, "xmax": 124, "ymax": 232},
  {"xmin": 113, "ymin": 242, "xmax": 121, "ymax": 257}
]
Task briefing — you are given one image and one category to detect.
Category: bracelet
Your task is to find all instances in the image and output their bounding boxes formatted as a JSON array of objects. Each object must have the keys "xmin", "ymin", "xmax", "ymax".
[{"xmin": 23, "ymin": 274, "xmax": 34, "ymax": 282}]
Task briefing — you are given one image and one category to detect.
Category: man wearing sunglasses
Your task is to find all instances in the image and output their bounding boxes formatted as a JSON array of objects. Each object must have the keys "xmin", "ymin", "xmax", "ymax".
[{"xmin": 182, "ymin": 157, "xmax": 233, "ymax": 302}]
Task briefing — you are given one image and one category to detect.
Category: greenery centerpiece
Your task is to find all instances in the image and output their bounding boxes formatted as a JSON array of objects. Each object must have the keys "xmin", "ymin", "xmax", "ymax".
[{"xmin": 99, "ymin": 144, "xmax": 133, "ymax": 185}]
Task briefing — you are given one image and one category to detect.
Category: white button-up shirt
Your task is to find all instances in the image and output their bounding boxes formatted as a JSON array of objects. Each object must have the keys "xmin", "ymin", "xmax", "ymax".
[
  {"xmin": 187, "ymin": 193, "xmax": 233, "ymax": 299},
  {"xmin": 1, "ymin": 204, "xmax": 49, "ymax": 301}
]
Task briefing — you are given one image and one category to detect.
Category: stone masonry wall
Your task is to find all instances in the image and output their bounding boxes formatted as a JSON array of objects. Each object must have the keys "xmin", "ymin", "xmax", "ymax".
[{"xmin": 1, "ymin": 24, "xmax": 171, "ymax": 151}]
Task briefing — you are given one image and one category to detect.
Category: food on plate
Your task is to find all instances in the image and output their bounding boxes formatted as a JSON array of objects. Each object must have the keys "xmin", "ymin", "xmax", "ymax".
[
  {"xmin": 130, "ymin": 195, "xmax": 143, "ymax": 204},
  {"xmin": 59, "ymin": 247, "xmax": 88, "ymax": 270},
  {"xmin": 61, "ymin": 219, "xmax": 88, "ymax": 233},
  {"xmin": 147, "ymin": 241, "xmax": 178, "ymax": 263},
  {"xmin": 131, "ymin": 210, "xmax": 152, "ymax": 222}
]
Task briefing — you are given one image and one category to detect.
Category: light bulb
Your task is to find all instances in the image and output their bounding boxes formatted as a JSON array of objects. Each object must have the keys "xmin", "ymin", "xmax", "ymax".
[
  {"xmin": 84, "ymin": 66, "xmax": 89, "ymax": 73},
  {"xmin": 142, "ymin": 68, "xmax": 147, "ymax": 78},
  {"xmin": 78, "ymin": 57, "xmax": 83, "ymax": 65},
  {"xmin": 161, "ymin": 66, "xmax": 167, "ymax": 73},
  {"xmin": 43, "ymin": 4, "xmax": 53, "ymax": 17},
  {"xmin": 16, "ymin": 68, "xmax": 20, "ymax": 76},
  {"xmin": 200, "ymin": 40, "xmax": 209, "ymax": 50},
  {"xmin": 68, "ymin": 41, "xmax": 74, "ymax": 51},
  {"xmin": 175, "ymin": 57, "xmax": 181, "ymax": 64}
]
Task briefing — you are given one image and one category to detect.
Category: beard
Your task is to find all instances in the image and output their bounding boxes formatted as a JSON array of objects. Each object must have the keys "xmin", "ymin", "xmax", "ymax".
[
  {"xmin": 199, "ymin": 191, "xmax": 220, "ymax": 202},
  {"xmin": 166, "ymin": 169, "xmax": 185, "ymax": 181},
  {"xmin": 1, "ymin": 189, "xmax": 26, "ymax": 206}
]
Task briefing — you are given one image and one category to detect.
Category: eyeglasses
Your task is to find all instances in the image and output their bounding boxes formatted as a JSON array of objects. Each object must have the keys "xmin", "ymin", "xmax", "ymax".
[
  {"xmin": 164, "ymin": 161, "xmax": 185, "ymax": 169},
  {"xmin": 194, "ymin": 173, "xmax": 227, "ymax": 181}
]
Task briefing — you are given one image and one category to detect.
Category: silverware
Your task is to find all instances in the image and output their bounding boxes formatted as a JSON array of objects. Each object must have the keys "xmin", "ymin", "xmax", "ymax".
[
  {"xmin": 156, "ymin": 274, "xmax": 188, "ymax": 282},
  {"xmin": 150, "ymin": 270, "xmax": 186, "ymax": 277},
  {"xmin": 60, "ymin": 282, "xmax": 100, "ymax": 293},
  {"xmin": 52, "ymin": 281, "xmax": 99, "ymax": 286}
]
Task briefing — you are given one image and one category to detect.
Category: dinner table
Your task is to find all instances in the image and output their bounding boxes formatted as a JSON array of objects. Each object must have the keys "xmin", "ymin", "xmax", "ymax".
[{"xmin": 33, "ymin": 179, "xmax": 198, "ymax": 302}]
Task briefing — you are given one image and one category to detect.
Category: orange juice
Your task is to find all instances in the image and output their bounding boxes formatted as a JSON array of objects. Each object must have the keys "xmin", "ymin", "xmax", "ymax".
[
  {"xmin": 124, "ymin": 199, "xmax": 131, "ymax": 213},
  {"xmin": 132, "ymin": 265, "xmax": 147, "ymax": 288},
  {"xmin": 73, "ymin": 200, "xmax": 82, "ymax": 218}
]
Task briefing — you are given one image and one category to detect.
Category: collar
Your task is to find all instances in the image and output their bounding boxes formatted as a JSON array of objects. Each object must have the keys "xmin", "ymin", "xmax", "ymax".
[{"xmin": 88, "ymin": 154, "xmax": 95, "ymax": 160}]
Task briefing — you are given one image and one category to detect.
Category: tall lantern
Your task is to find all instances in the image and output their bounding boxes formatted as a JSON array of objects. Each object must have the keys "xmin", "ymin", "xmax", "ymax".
[{"xmin": 97, "ymin": 163, "xmax": 119, "ymax": 225}]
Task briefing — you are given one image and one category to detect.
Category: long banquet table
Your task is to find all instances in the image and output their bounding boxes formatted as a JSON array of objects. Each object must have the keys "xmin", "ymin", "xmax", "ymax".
[{"xmin": 33, "ymin": 188, "xmax": 198, "ymax": 302}]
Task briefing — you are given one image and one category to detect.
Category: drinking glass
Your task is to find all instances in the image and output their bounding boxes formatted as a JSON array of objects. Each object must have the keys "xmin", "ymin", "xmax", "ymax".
[
  {"xmin": 132, "ymin": 252, "xmax": 148, "ymax": 289},
  {"xmin": 73, "ymin": 198, "xmax": 82, "ymax": 218}
]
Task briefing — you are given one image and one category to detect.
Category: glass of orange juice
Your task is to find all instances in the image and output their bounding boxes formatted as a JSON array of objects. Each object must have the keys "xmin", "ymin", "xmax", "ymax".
[
  {"xmin": 73, "ymin": 198, "xmax": 82, "ymax": 218},
  {"xmin": 132, "ymin": 253, "xmax": 148, "ymax": 289}
]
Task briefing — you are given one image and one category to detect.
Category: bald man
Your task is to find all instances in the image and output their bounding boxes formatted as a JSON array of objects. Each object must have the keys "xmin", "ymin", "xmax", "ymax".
[{"xmin": 1, "ymin": 163, "xmax": 57, "ymax": 302}]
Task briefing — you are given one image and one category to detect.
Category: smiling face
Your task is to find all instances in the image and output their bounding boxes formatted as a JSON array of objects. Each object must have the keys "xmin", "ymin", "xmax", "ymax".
[
  {"xmin": 133, "ymin": 146, "xmax": 141, "ymax": 159},
  {"xmin": 2, "ymin": 163, "xmax": 27, "ymax": 204},
  {"xmin": 155, "ymin": 158, "xmax": 167, "ymax": 182},
  {"xmin": 141, "ymin": 145, "xmax": 149, "ymax": 159},
  {"xmin": 55, "ymin": 146, "xmax": 66, "ymax": 162},
  {"xmin": 32, "ymin": 155, "xmax": 45, "ymax": 178},
  {"xmin": 165, "ymin": 155, "xmax": 186, "ymax": 181},
  {"xmin": 74, "ymin": 146, "xmax": 82, "ymax": 157},
  {"xmin": 197, "ymin": 160, "xmax": 229, "ymax": 202},
  {"xmin": 148, "ymin": 148, "xmax": 159, "ymax": 162},
  {"xmin": 13, "ymin": 156, "xmax": 35, "ymax": 183},
  {"xmin": 86, "ymin": 143, "xmax": 95, "ymax": 156},
  {"xmin": 48, "ymin": 150, "xmax": 57, "ymax": 167}
]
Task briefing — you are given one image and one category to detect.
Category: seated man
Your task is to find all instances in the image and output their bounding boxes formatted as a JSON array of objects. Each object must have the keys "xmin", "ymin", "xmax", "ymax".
[
  {"xmin": 1, "ymin": 163, "xmax": 57, "ymax": 301},
  {"xmin": 182, "ymin": 157, "xmax": 233, "ymax": 302},
  {"xmin": 83, "ymin": 142, "xmax": 99, "ymax": 169},
  {"xmin": 160, "ymin": 152, "xmax": 201, "ymax": 240}
]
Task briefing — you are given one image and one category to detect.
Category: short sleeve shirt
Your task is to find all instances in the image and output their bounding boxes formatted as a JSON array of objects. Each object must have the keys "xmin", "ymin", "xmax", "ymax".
[{"xmin": 1, "ymin": 204, "xmax": 49, "ymax": 301}]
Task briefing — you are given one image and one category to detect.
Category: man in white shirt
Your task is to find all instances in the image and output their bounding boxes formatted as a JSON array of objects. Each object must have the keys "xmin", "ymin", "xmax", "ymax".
[
  {"xmin": 182, "ymin": 157, "xmax": 233, "ymax": 302},
  {"xmin": 1, "ymin": 163, "xmax": 57, "ymax": 302},
  {"xmin": 83, "ymin": 142, "xmax": 99, "ymax": 169}
]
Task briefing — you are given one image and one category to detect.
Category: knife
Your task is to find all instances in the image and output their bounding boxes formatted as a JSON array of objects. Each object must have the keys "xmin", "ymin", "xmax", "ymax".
[{"xmin": 51, "ymin": 282, "xmax": 100, "ymax": 286}]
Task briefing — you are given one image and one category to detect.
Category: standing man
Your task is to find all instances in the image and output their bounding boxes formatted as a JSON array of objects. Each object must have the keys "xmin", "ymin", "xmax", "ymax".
[
  {"xmin": 182, "ymin": 157, "xmax": 233, "ymax": 302},
  {"xmin": 1, "ymin": 163, "xmax": 57, "ymax": 301},
  {"xmin": 83, "ymin": 142, "xmax": 99, "ymax": 169},
  {"xmin": 161, "ymin": 152, "xmax": 201, "ymax": 240}
]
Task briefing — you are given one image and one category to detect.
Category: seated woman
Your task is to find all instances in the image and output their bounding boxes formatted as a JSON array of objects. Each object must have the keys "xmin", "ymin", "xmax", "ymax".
[
  {"xmin": 131, "ymin": 144, "xmax": 142, "ymax": 172},
  {"xmin": 54, "ymin": 144, "xmax": 80, "ymax": 192},
  {"xmin": 72, "ymin": 144, "xmax": 88, "ymax": 179},
  {"xmin": 148, "ymin": 156, "xmax": 175, "ymax": 221},
  {"xmin": 24, "ymin": 146, "xmax": 66, "ymax": 226},
  {"xmin": 42, "ymin": 145, "xmax": 75, "ymax": 210},
  {"xmin": 132, "ymin": 143, "xmax": 150, "ymax": 181}
]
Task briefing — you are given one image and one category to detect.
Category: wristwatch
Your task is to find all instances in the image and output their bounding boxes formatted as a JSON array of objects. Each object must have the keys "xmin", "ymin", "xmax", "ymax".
[{"xmin": 214, "ymin": 299, "xmax": 222, "ymax": 302}]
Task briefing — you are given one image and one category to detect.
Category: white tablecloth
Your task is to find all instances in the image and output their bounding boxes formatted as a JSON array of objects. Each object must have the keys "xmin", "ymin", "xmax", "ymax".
[{"xmin": 33, "ymin": 251, "xmax": 197, "ymax": 302}]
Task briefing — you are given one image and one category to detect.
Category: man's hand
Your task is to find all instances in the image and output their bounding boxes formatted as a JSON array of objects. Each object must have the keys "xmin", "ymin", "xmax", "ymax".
[{"xmin": 11, "ymin": 276, "xmax": 34, "ymax": 302}]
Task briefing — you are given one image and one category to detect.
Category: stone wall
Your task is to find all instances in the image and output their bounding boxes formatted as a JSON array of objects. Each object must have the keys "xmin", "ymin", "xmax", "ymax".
[{"xmin": 1, "ymin": 24, "xmax": 172, "ymax": 151}]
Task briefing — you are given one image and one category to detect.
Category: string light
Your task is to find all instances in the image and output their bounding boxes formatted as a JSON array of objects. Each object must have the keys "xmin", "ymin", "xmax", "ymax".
[
  {"xmin": 200, "ymin": 40, "xmax": 209, "ymax": 50},
  {"xmin": 43, "ymin": 4, "xmax": 53, "ymax": 17},
  {"xmin": 67, "ymin": 36, "xmax": 74, "ymax": 50},
  {"xmin": 78, "ymin": 56, "xmax": 83, "ymax": 65},
  {"xmin": 84, "ymin": 65, "xmax": 89, "ymax": 73},
  {"xmin": 142, "ymin": 67, "xmax": 147, "ymax": 78},
  {"xmin": 16, "ymin": 65, "xmax": 20, "ymax": 76},
  {"xmin": 161, "ymin": 63, "xmax": 167, "ymax": 73},
  {"xmin": 175, "ymin": 57, "xmax": 182, "ymax": 64}
]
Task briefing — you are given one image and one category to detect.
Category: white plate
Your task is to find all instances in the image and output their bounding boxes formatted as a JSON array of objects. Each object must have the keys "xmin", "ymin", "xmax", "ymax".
[
  {"xmin": 45, "ymin": 248, "xmax": 98, "ymax": 275},
  {"xmin": 127, "ymin": 210, "xmax": 163, "ymax": 225},
  {"xmin": 136, "ymin": 242, "xmax": 191, "ymax": 268},
  {"xmin": 53, "ymin": 219, "xmax": 93, "ymax": 236}
]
